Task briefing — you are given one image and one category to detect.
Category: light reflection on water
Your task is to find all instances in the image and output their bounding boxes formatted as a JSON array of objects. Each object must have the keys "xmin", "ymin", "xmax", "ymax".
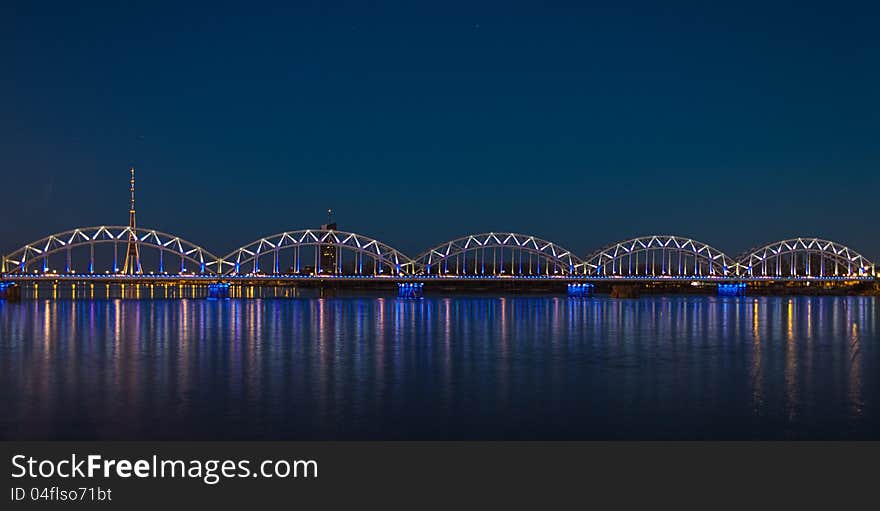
[{"xmin": 0, "ymin": 295, "xmax": 877, "ymax": 440}]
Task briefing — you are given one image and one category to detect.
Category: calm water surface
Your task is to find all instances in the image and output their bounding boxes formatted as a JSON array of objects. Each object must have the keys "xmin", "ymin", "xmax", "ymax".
[{"xmin": 0, "ymin": 295, "xmax": 877, "ymax": 439}]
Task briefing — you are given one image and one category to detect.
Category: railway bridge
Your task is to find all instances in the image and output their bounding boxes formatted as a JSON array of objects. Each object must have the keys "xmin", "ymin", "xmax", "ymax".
[{"xmin": 1, "ymin": 170, "xmax": 875, "ymax": 298}]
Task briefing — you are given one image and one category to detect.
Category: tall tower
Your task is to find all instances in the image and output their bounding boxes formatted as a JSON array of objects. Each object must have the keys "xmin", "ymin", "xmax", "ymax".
[
  {"xmin": 122, "ymin": 167, "xmax": 142, "ymax": 274},
  {"xmin": 319, "ymin": 209, "xmax": 338, "ymax": 274}
]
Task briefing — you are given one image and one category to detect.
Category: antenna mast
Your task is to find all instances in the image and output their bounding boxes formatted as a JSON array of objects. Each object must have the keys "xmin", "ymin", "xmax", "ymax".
[{"xmin": 122, "ymin": 167, "xmax": 142, "ymax": 274}]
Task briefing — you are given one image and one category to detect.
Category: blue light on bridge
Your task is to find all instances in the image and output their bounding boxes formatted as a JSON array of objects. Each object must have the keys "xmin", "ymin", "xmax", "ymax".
[
  {"xmin": 567, "ymin": 283, "xmax": 594, "ymax": 298},
  {"xmin": 397, "ymin": 282, "xmax": 424, "ymax": 299},
  {"xmin": 207, "ymin": 282, "xmax": 230, "ymax": 300},
  {"xmin": 718, "ymin": 283, "xmax": 747, "ymax": 296},
  {"xmin": 0, "ymin": 282, "xmax": 20, "ymax": 300}
]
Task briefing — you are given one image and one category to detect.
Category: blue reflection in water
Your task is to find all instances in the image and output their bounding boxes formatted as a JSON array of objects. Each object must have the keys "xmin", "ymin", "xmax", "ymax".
[{"xmin": 0, "ymin": 296, "xmax": 877, "ymax": 440}]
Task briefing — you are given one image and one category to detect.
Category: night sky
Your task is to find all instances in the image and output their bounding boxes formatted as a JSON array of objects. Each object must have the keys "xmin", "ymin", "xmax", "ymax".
[{"xmin": 2, "ymin": 1, "xmax": 878, "ymax": 260}]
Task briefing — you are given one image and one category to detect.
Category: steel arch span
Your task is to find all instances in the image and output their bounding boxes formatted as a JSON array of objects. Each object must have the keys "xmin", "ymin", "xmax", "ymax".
[
  {"xmin": 219, "ymin": 229, "xmax": 416, "ymax": 276},
  {"xmin": 583, "ymin": 235, "xmax": 735, "ymax": 277},
  {"xmin": 1, "ymin": 226, "xmax": 220, "ymax": 275},
  {"xmin": 413, "ymin": 232, "xmax": 584, "ymax": 276},
  {"xmin": 736, "ymin": 238, "xmax": 875, "ymax": 278}
]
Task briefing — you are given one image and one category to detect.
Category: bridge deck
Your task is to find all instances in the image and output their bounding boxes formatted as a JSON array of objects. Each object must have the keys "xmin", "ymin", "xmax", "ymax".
[{"xmin": 1, "ymin": 274, "xmax": 874, "ymax": 284}]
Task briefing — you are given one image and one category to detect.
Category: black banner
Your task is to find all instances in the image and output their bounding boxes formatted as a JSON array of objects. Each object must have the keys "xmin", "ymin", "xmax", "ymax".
[{"xmin": 2, "ymin": 442, "xmax": 877, "ymax": 509}]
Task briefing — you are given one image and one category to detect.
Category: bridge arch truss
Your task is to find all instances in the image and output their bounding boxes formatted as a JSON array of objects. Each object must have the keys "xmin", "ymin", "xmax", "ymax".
[
  {"xmin": 736, "ymin": 238, "xmax": 874, "ymax": 278},
  {"xmin": 219, "ymin": 229, "xmax": 415, "ymax": 276},
  {"xmin": 413, "ymin": 232, "xmax": 583, "ymax": 276},
  {"xmin": 583, "ymin": 235, "xmax": 735, "ymax": 278},
  {"xmin": 1, "ymin": 226, "xmax": 220, "ymax": 275}
]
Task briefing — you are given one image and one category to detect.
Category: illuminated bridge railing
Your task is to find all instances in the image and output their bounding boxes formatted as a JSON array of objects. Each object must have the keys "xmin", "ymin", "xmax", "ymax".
[
  {"xmin": 735, "ymin": 238, "xmax": 875, "ymax": 278},
  {"xmin": 2, "ymin": 229, "xmax": 875, "ymax": 282},
  {"xmin": 1, "ymin": 227, "xmax": 220, "ymax": 276},
  {"xmin": 217, "ymin": 229, "xmax": 417, "ymax": 276},
  {"xmin": 413, "ymin": 233, "xmax": 584, "ymax": 277},
  {"xmin": 582, "ymin": 235, "xmax": 735, "ymax": 278}
]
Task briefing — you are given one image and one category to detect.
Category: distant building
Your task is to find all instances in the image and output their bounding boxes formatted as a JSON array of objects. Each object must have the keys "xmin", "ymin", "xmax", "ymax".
[{"xmin": 319, "ymin": 221, "xmax": 337, "ymax": 274}]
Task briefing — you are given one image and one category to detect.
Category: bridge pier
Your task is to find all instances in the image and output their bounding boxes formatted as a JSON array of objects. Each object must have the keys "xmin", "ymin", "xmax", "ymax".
[
  {"xmin": 567, "ymin": 283, "xmax": 594, "ymax": 298},
  {"xmin": 318, "ymin": 285, "xmax": 336, "ymax": 298},
  {"xmin": 0, "ymin": 282, "xmax": 21, "ymax": 302},
  {"xmin": 397, "ymin": 282, "xmax": 424, "ymax": 299},
  {"xmin": 609, "ymin": 285, "xmax": 640, "ymax": 298},
  {"xmin": 207, "ymin": 282, "xmax": 230, "ymax": 300},
  {"xmin": 718, "ymin": 282, "xmax": 747, "ymax": 296}
]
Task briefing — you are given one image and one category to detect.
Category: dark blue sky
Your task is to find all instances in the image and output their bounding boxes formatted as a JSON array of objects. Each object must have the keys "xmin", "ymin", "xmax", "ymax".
[{"xmin": 2, "ymin": 1, "xmax": 878, "ymax": 260}]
